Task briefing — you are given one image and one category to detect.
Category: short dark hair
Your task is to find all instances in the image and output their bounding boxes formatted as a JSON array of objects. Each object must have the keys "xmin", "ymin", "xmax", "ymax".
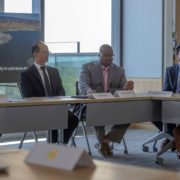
[{"xmin": 31, "ymin": 41, "xmax": 43, "ymax": 56}]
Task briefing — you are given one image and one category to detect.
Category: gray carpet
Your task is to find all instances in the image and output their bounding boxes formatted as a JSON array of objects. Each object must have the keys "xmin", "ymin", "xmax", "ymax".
[
  {"xmin": 1, "ymin": 128, "xmax": 180, "ymax": 171},
  {"xmin": 73, "ymin": 128, "xmax": 180, "ymax": 171}
]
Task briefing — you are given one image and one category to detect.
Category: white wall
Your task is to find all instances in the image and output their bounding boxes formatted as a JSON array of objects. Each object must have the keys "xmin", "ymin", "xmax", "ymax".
[{"xmin": 122, "ymin": 0, "xmax": 163, "ymax": 78}]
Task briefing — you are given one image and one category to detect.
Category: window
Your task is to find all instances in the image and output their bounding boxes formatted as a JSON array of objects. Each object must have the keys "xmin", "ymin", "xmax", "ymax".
[
  {"xmin": 4, "ymin": 0, "xmax": 32, "ymax": 13},
  {"xmin": 45, "ymin": 0, "xmax": 111, "ymax": 53}
]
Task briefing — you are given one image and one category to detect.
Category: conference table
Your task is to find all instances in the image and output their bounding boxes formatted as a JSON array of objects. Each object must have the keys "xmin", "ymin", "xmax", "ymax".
[
  {"xmin": 0, "ymin": 97, "xmax": 69, "ymax": 134},
  {"xmin": 2, "ymin": 95, "xmax": 180, "ymax": 133},
  {"xmin": 151, "ymin": 96, "xmax": 180, "ymax": 163},
  {"xmin": 0, "ymin": 150, "xmax": 179, "ymax": 180},
  {"xmin": 0, "ymin": 95, "xmax": 179, "ymax": 163},
  {"xmin": 0, "ymin": 95, "xmax": 161, "ymax": 133},
  {"xmin": 153, "ymin": 96, "xmax": 180, "ymax": 124}
]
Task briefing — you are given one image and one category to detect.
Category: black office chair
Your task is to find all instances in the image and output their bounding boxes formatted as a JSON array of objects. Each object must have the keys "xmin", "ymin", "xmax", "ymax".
[
  {"xmin": 71, "ymin": 81, "xmax": 92, "ymax": 155},
  {"xmin": 72, "ymin": 81, "xmax": 128, "ymax": 155},
  {"xmin": 17, "ymin": 83, "xmax": 38, "ymax": 149}
]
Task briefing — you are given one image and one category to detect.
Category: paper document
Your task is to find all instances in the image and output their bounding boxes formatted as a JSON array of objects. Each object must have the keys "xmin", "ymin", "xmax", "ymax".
[{"xmin": 147, "ymin": 91, "xmax": 172, "ymax": 97}]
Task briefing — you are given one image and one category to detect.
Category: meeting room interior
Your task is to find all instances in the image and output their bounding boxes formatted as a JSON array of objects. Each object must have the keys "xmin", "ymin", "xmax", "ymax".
[{"xmin": 0, "ymin": 0, "xmax": 180, "ymax": 179}]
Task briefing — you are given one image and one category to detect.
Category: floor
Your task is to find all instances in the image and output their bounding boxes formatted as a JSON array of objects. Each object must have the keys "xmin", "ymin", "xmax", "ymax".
[{"xmin": 1, "ymin": 126, "xmax": 180, "ymax": 171}]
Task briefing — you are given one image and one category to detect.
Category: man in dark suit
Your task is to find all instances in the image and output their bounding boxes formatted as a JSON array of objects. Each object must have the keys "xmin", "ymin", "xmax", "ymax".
[
  {"xmin": 79, "ymin": 44, "xmax": 134, "ymax": 157},
  {"xmin": 20, "ymin": 41, "xmax": 79, "ymax": 144},
  {"xmin": 163, "ymin": 45, "xmax": 180, "ymax": 93},
  {"xmin": 155, "ymin": 44, "xmax": 180, "ymax": 149}
]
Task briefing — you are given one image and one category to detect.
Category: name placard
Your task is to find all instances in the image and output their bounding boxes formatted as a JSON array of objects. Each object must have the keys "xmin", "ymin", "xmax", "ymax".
[
  {"xmin": 25, "ymin": 143, "xmax": 95, "ymax": 171},
  {"xmin": 91, "ymin": 92, "xmax": 114, "ymax": 99},
  {"xmin": 147, "ymin": 91, "xmax": 172, "ymax": 97},
  {"xmin": 114, "ymin": 90, "xmax": 136, "ymax": 97}
]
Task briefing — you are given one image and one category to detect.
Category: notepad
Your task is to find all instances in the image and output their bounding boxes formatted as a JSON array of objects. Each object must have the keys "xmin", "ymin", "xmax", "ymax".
[
  {"xmin": 147, "ymin": 91, "xmax": 172, "ymax": 97},
  {"xmin": 114, "ymin": 90, "xmax": 136, "ymax": 97},
  {"xmin": 91, "ymin": 92, "xmax": 114, "ymax": 99}
]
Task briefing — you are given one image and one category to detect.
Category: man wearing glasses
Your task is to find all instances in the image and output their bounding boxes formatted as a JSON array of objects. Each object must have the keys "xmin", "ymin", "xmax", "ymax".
[
  {"xmin": 79, "ymin": 44, "xmax": 134, "ymax": 157},
  {"xmin": 20, "ymin": 41, "xmax": 79, "ymax": 144}
]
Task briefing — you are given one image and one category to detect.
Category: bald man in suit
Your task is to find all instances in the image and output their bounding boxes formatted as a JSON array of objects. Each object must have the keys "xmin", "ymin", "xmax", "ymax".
[{"xmin": 79, "ymin": 44, "xmax": 134, "ymax": 157}]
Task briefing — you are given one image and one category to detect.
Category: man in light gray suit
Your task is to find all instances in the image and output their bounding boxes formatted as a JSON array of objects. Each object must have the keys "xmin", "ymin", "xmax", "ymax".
[{"xmin": 79, "ymin": 44, "xmax": 134, "ymax": 157}]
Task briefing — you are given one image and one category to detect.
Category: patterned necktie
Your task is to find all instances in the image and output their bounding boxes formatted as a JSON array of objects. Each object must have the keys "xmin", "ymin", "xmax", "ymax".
[
  {"xmin": 40, "ymin": 66, "xmax": 52, "ymax": 96},
  {"xmin": 102, "ymin": 67, "xmax": 109, "ymax": 92}
]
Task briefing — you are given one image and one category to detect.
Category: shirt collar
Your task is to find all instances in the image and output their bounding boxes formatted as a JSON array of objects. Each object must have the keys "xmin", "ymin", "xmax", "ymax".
[
  {"xmin": 101, "ymin": 65, "xmax": 110, "ymax": 70},
  {"xmin": 34, "ymin": 62, "xmax": 46, "ymax": 71}
]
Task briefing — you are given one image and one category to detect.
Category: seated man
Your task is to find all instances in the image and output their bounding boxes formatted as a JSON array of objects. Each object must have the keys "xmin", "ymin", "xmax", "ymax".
[
  {"xmin": 20, "ymin": 41, "xmax": 79, "ymax": 144},
  {"xmin": 158, "ymin": 44, "xmax": 180, "ymax": 149},
  {"xmin": 78, "ymin": 44, "xmax": 134, "ymax": 157}
]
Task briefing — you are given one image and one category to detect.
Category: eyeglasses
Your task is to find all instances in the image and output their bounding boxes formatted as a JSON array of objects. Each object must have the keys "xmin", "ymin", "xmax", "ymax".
[
  {"xmin": 100, "ymin": 53, "xmax": 114, "ymax": 58},
  {"xmin": 39, "ymin": 50, "xmax": 50, "ymax": 55}
]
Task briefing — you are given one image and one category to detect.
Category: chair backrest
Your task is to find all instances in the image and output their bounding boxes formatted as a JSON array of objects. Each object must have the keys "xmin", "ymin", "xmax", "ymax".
[
  {"xmin": 17, "ymin": 82, "xmax": 24, "ymax": 98},
  {"xmin": 75, "ymin": 81, "xmax": 80, "ymax": 95}
]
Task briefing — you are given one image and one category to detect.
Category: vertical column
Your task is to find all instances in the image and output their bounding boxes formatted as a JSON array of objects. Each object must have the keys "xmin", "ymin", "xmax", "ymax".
[
  {"xmin": 40, "ymin": 0, "xmax": 45, "ymax": 41},
  {"xmin": 32, "ymin": 0, "xmax": 40, "ymax": 14},
  {"xmin": 163, "ymin": 0, "xmax": 174, "ymax": 72},
  {"xmin": 32, "ymin": 0, "xmax": 44, "ymax": 41},
  {"xmin": 0, "ymin": 0, "xmax": 4, "ymax": 12},
  {"xmin": 111, "ymin": 0, "xmax": 122, "ymax": 66}
]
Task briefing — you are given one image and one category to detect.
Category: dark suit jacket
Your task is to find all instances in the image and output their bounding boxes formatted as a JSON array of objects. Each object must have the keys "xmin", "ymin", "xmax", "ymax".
[
  {"xmin": 163, "ymin": 64, "xmax": 179, "ymax": 93},
  {"xmin": 20, "ymin": 64, "xmax": 65, "ymax": 97}
]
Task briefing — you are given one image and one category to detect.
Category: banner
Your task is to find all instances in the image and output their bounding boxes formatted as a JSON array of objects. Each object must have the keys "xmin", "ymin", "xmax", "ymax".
[{"xmin": 0, "ymin": 12, "xmax": 42, "ymax": 82}]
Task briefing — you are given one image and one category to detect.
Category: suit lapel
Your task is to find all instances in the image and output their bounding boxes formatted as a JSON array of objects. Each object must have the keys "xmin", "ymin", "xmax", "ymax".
[
  {"xmin": 96, "ymin": 63, "xmax": 104, "ymax": 86},
  {"xmin": 46, "ymin": 67, "xmax": 54, "ymax": 91},
  {"xmin": 174, "ymin": 65, "xmax": 179, "ymax": 91},
  {"xmin": 108, "ymin": 65, "xmax": 114, "ymax": 87},
  {"xmin": 31, "ymin": 65, "xmax": 45, "ymax": 91}
]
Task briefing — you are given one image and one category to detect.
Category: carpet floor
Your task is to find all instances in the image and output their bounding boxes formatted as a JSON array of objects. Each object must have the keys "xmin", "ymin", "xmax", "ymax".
[{"xmin": 1, "ymin": 128, "xmax": 180, "ymax": 171}]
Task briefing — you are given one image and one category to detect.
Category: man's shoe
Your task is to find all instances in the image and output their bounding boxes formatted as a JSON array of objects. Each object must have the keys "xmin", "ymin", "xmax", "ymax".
[
  {"xmin": 160, "ymin": 139, "xmax": 170, "ymax": 150},
  {"xmin": 161, "ymin": 139, "xmax": 176, "ymax": 151},
  {"xmin": 95, "ymin": 137, "xmax": 113, "ymax": 158},
  {"xmin": 171, "ymin": 141, "xmax": 176, "ymax": 151},
  {"xmin": 99, "ymin": 142, "xmax": 113, "ymax": 157}
]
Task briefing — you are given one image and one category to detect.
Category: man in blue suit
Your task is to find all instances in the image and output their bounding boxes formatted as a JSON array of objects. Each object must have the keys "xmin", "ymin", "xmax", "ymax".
[
  {"xmin": 20, "ymin": 41, "xmax": 79, "ymax": 144},
  {"xmin": 163, "ymin": 45, "xmax": 180, "ymax": 92},
  {"xmin": 156, "ymin": 44, "xmax": 180, "ymax": 149}
]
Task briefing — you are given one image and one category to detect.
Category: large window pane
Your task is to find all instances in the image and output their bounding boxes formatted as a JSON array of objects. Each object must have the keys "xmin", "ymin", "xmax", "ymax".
[
  {"xmin": 4, "ymin": 0, "xmax": 32, "ymax": 13},
  {"xmin": 45, "ymin": 0, "xmax": 111, "ymax": 53},
  {"xmin": 48, "ymin": 53, "xmax": 99, "ymax": 95}
]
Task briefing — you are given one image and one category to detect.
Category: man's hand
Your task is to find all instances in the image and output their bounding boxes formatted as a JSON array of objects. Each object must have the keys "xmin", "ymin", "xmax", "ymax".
[
  {"xmin": 87, "ymin": 89, "xmax": 97, "ymax": 95},
  {"xmin": 123, "ymin": 81, "xmax": 134, "ymax": 90}
]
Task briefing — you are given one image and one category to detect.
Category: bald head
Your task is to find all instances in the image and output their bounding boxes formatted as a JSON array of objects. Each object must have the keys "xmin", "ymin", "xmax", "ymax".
[
  {"xmin": 99, "ymin": 44, "xmax": 113, "ymax": 54},
  {"xmin": 99, "ymin": 44, "xmax": 114, "ymax": 67}
]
